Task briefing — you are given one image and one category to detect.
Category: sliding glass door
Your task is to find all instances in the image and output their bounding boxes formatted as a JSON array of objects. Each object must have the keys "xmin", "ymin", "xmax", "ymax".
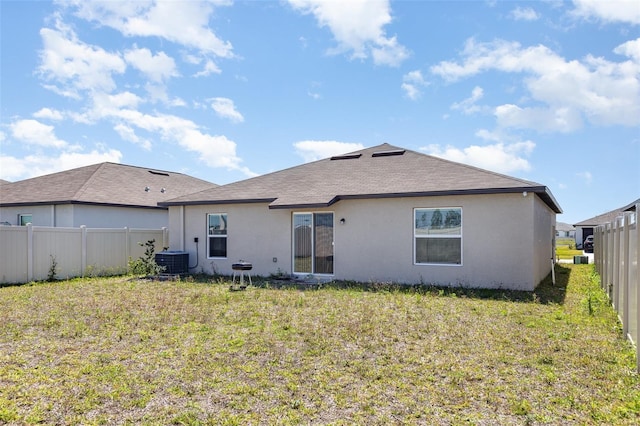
[{"xmin": 293, "ymin": 212, "xmax": 334, "ymax": 275}]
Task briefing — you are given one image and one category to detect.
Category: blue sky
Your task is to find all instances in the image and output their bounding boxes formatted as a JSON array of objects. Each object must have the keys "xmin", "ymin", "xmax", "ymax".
[{"xmin": 1, "ymin": 0, "xmax": 638, "ymax": 225}]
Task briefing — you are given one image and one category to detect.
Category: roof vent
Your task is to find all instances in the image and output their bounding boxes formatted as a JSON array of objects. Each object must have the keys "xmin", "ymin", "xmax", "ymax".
[
  {"xmin": 372, "ymin": 149, "xmax": 405, "ymax": 157},
  {"xmin": 148, "ymin": 170, "xmax": 170, "ymax": 176},
  {"xmin": 330, "ymin": 153, "xmax": 362, "ymax": 160}
]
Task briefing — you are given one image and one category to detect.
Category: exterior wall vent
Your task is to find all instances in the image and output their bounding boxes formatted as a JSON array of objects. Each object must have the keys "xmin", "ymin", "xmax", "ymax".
[{"xmin": 372, "ymin": 149, "xmax": 406, "ymax": 157}]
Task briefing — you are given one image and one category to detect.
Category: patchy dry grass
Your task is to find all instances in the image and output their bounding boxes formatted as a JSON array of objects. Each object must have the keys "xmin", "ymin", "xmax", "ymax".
[{"xmin": 0, "ymin": 265, "xmax": 638, "ymax": 425}]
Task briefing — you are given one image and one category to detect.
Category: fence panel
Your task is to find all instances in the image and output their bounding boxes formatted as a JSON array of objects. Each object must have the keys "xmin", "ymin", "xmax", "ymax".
[
  {"xmin": 0, "ymin": 226, "xmax": 28, "ymax": 283},
  {"xmin": 86, "ymin": 228, "xmax": 128, "ymax": 276},
  {"xmin": 0, "ymin": 225, "xmax": 168, "ymax": 284},
  {"xmin": 33, "ymin": 227, "xmax": 83, "ymax": 281},
  {"xmin": 595, "ymin": 204, "xmax": 639, "ymax": 371}
]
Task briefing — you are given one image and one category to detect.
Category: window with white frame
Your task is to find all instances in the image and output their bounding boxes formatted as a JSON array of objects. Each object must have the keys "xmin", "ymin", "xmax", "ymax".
[
  {"xmin": 19, "ymin": 214, "xmax": 32, "ymax": 226},
  {"xmin": 414, "ymin": 208, "xmax": 462, "ymax": 265},
  {"xmin": 208, "ymin": 213, "xmax": 227, "ymax": 258}
]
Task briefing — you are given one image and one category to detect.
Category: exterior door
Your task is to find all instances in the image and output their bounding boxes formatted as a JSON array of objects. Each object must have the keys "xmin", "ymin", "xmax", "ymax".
[{"xmin": 293, "ymin": 212, "xmax": 334, "ymax": 275}]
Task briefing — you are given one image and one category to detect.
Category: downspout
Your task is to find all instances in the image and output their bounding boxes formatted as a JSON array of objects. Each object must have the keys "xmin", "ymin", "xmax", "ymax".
[{"xmin": 179, "ymin": 205, "xmax": 185, "ymax": 251}]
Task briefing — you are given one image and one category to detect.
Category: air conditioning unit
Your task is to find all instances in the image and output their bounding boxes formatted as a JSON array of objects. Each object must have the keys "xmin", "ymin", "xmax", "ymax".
[{"xmin": 155, "ymin": 251, "xmax": 189, "ymax": 274}]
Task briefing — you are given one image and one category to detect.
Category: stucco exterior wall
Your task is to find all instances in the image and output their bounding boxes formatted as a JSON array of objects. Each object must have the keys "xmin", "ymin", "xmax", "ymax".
[
  {"xmin": 0, "ymin": 205, "xmax": 56, "ymax": 226},
  {"xmin": 72, "ymin": 205, "xmax": 168, "ymax": 228},
  {"xmin": 169, "ymin": 204, "xmax": 291, "ymax": 276},
  {"xmin": 0, "ymin": 204, "xmax": 168, "ymax": 228},
  {"xmin": 172, "ymin": 192, "xmax": 553, "ymax": 290},
  {"xmin": 533, "ymin": 193, "xmax": 556, "ymax": 285}
]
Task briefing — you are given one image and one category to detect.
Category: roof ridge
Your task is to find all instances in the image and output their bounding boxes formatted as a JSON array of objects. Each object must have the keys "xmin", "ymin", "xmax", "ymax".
[{"xmin": 73, "ymin": 162, "xmax": 108, "ymax": 201}]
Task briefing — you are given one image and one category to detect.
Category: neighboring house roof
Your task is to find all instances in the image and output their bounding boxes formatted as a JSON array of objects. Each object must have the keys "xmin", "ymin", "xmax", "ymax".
[
  {"xmin": 557, "ymin": 222, "xmax": 575, "ymax": 232},
  {"xmin": 0, "ymin": 162, "xmax": 217, "ymax": 209},
  {"xmin": 161, "ymin": 143, "xmax": 562, "ymax": 213},
  {"xmin": 574, "ymin": 197, "xmax": 639, "ymax": 227}
]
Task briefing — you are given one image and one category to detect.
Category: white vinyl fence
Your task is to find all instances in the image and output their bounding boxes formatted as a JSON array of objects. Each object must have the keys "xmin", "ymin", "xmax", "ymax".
[
  {"xmin": 0, "ymin": 225, "xmax": 168, "ymax": 284},
  {"xmin": 594, "ymin": 204, "xmax": 639, "ymax": 371}
]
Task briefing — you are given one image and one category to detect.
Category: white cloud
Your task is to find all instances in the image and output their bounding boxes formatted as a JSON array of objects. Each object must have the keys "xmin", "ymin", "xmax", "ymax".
[
  {"xmin": 210, "ymin": 97, "xmax": 244, "ymax": 123},
  {"xmin": 0, "ymin": 149, "xmax": 123, "ymax": 181},
  {"xmin": 451, "ymin": 86, "xmax": 485, "ymax": 114},
  {"xmin": 124, "ymin": 47, "xmax": 179, "ymax": 82},
  {"xmin": 431, "ymin": 37, "xmax": 640, "ymax": 130},
  {"xmin": 401, "ymin": 70, "xmax": 428, "ymax": 100},
  {"xmin": 509, "ymin": 7, "xmax": 540, "ymax": 21},
  {"xmin": 288, "ymin": 0, "xmax": 409, "ymax": 66},
  {"xmin": 10, "ymin": 119, "xmax": 67, "ymax": 148},
  {"xmin": 38, "ymin": 18, "xmax": 126, "ymax": 97},
  {"xmin": 571, "ymin": 0, "xmax": 640, "ymax": 25},
  {"xmin": 294, "ymin": 140, "xmax": 365, "ymax": 162},
  {"xmin": 495, "ymin": 104, "xmax": 583, "ymax": 132},
  {"xmin": 422, "ymin": 139, "xmax": 535, "ymax": 174},
  {"xmin": 113, "ymin": 123, "xmax": 151, "ymax": 150},
  {"xmin": 614, "ymin": 38, "xmax": 640, "ymax": 62},
  {"xmin": 64, "ymin": 0, "xmax": 235, "ymax": 58},
  {"xmin": 104, "ymin": 108, "xmax": 254, "ymax": 175},
  {"xmin": 193, "ymin": 59, "xmax": 222, "ymax": 77},
  {"xmin": 33, "ymin": 108, "xmax": 64, "ymax": 121}
]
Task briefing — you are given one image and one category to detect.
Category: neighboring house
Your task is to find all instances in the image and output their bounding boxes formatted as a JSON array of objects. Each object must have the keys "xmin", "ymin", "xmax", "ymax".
[
  {"xmin": 574, "ymin": 198, "xmax": 640, "ymax": 248},
  {"xmin": 556, "ymin": 222, "xmax": 576, "ymax": 239},
  {"xmin": 0, "ymin": 163, "xmax": 216, "ymax": 229},
  {"xmin": 161, "ymin": 143, "xmax": 562, "ymax": 291}
]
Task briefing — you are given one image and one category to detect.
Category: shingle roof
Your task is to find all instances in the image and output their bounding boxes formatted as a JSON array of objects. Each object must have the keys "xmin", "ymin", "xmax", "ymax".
[
  {"xmin": 0, "ymin": 162, "xmax": 217, "ymax": 209},
  {"xmin": 574, "ymin": 198, "xmax": 640, "ymax": 226},
  {"xmin": 557, "ymin": 222, "xmax": 575, "ymax": 232},
  {"xmin": 161, "ymin": 143, "xmax": 562, "ymax": 213}
]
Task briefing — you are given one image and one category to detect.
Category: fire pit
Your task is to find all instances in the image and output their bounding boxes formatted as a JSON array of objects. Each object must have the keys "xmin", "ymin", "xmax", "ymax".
[{"xmin": 230, "ymin": 261, "xmax": 252, "ymax": 290}]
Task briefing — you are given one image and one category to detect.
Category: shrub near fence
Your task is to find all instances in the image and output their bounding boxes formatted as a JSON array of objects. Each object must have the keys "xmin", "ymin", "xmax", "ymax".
[
  {"xmin": 0, "ymin": 224, "xmax": 168, "ymax": 284},
  {"xmin": 594, "ymin": 203, "xmax": 639, "ymax": 371}
]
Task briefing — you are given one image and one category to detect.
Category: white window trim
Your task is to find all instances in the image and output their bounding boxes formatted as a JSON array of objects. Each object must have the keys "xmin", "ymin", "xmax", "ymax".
[
  {"xmin": 18, "ymin": 214, "xmax": 32, "ymax": 226},
  {"xmin": 207, "ymin": 213, "xmax": 228, "ymax": 259},
  {"xmin": 413, "ymin": 207, "xmax": 463, "ymax": 266}
]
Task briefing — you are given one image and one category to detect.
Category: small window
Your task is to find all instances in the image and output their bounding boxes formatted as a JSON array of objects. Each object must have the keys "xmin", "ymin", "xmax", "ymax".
[
  {"xmin": 19, "ymin": 214, "xmax": 32, "ymax": 226},
  {"xmin": 414, "ymin": 208, "xmax": 462, "ymax": 265},
  {"xmin": 208, "ymin": 213, "xmax": 227, "ymax": 258}
]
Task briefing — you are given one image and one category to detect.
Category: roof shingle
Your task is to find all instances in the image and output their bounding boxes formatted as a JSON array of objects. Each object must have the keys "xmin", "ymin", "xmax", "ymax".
[
  {"xmin": 162, "ymin": 143, "xmax": 562, "ymax": 213},
  {"xmin": 0, "ymin": 163, "xmax": 217, "ymax": 208}
]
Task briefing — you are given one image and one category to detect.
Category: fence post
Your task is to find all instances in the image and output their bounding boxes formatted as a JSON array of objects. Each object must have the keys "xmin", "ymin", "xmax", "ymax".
[
  {"xmin": 124, "ymin": 227, "xmax": 130, "ymax": 265},
  {"xmin": 611, "ymin": 218, "xmax": 620, "ymax": 317},
  {"xmin": 27, "ymin": 223, "xmax": 34, "ymax": 282},
  {"xmin": 81, "ymin": 225, "xmax": 87, "ymax": 277},
  {"xmin": 622, "ymin": 214, "xmax": 630, "ymax": 340},
  {"xmin": 635, "ymin": 205, "xmax": 640, "ymax": 373}
]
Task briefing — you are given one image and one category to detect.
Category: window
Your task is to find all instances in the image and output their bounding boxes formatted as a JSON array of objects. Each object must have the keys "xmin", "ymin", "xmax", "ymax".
[
  {"xmin": 414, "ymin": 208, "xmax": 462, "ymax": 265},
  {"xmin": 19, "ymin": 214, "xmax": 32, "ymax": 226},
  {"xmin": 293, "ymin": 212, "xmax": 334, "ymax": 275},
  {"xmin": 208, "ymin": 213, "xmax": 227, "ymax": 258}
]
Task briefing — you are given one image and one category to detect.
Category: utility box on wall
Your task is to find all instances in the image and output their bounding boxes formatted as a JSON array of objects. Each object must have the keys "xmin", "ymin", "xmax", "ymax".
[{"xmin": 155, "ymin": 251, "xmax": 189, "ymax": 274}]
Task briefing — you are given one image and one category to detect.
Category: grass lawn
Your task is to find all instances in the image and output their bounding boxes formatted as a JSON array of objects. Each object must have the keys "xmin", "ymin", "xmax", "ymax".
[
  {"xmin": 556, "ymin": 237, "xmax": 583, "ymax": 260},
  {"xmin": 1, "ymin": 265, "xmax": 639, "ymax": 424}
]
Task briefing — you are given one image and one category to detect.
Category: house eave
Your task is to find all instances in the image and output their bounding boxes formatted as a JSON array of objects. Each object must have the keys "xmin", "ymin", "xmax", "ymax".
[
  {"xmin": 267, "ymin": 187, "xmax": 562, "ymax": 213},
  {"xmin": 159, "ymin": 198, "xmax": 276, "ymax": 207},
  {"xmin": 0, "ymin": 200, "xmax": 167, "ymax": 210}
]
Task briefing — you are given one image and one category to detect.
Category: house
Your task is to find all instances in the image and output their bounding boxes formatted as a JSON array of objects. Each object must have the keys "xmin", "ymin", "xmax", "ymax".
[
  {"xmin": 574, "ymin": 198, "xmax": 640, "ymax": 248},
  {"xmin": 160, "ymin": 143, "xmax": 562, "ymax": 291},
  {"xmin": 0, "ymin": 162, "xmax": 216, "ymax": 229},
  {"xmin": 556, "ymin": 222, "xmax": 576, "ymax": 239}
]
